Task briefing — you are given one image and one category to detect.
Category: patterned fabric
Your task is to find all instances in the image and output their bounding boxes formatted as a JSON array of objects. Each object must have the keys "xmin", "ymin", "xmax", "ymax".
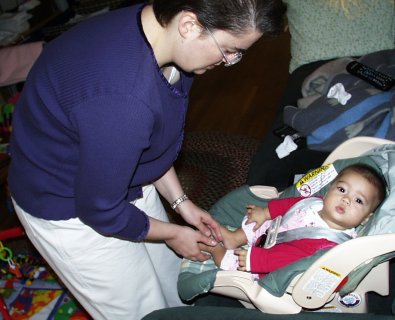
[
  {"xmin": 180, "ymin": 253, "xmax": 217, "ymax": 275},
  {"xmin": 284, "ymin": 0, "xmax": 395, "ymax": 72}
]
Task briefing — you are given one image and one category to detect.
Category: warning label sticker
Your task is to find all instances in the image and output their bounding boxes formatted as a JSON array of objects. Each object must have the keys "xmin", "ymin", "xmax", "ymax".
[
  {"xmin": 296, "ymin": 164, "xmax": 338, "ymax": 197},
  {"xmin": 303, "ymin": 266, "xmax": 341, "ymax": 298}
]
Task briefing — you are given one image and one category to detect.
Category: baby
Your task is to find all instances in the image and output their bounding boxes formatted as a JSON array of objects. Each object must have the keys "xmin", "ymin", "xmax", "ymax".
[{"xmin": 200, "ymin": 163, "xmax": 386, "ymax": 276}]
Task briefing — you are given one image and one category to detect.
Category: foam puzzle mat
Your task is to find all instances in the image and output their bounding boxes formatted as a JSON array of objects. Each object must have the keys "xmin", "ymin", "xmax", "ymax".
[{"xmin": 0, "ymin": 252, "xmax": 91, "ymax": 319}]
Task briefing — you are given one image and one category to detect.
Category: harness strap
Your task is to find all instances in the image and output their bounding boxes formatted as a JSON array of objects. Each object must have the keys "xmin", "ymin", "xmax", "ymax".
[
  {"xmin": 260, "ymin": 226, "xmax": 352, "ymax": 249},
  {"xmin": 261, "ymin": 197, "xmax": 353, "ymax": 248},
  {"xmin": 275, "ymin": 227, "xmax": 352, "ymax": 245}
]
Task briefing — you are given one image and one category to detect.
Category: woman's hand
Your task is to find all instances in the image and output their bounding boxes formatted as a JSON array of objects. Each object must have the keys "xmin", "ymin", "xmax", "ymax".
[
  {"xmin": 152, "ymin": 166, "xmax": 222, "ymax": 244},
  {"xmin": 165, "ymin": 225, "xmax": 215, "ymax": 261},
  {"xmin": 177, "ymin": 199, "xmax": 223, "ymax": 243},
  {"xmin": 146, "ymin": 217, "xmax": 214, "ymax": 261}
]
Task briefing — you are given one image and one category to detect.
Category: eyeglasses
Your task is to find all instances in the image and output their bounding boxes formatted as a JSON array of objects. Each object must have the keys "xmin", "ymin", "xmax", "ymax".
[{"xmin": 205, "ymin": 28, "xmax": 245, "ymax": 67}]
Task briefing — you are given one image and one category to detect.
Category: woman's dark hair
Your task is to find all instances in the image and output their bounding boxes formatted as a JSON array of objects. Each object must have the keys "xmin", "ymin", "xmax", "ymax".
[
  {"xmin": 151, "ymin": 0, "xmax": 286, "ymax": 35},
  {"xmin": 336, "ymin": 163, "xmax": 387, "ymax": 207}
]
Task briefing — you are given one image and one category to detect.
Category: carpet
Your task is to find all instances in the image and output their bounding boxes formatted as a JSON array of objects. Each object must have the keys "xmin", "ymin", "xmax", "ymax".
[{"xmin": 174, "ymin": 132, "xmax": 259, "ymax": 210}]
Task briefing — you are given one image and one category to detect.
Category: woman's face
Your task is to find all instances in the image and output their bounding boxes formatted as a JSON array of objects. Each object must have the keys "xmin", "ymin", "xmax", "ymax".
[{"xmin": 176, "ymin": 28, "xmax": 262, "ymax": 74}]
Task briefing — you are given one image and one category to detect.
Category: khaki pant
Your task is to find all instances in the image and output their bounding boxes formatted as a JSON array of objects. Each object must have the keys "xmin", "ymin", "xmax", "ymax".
[{"xmin": 13, "ymin": 185, "xmax": 186, "ymax": 320}]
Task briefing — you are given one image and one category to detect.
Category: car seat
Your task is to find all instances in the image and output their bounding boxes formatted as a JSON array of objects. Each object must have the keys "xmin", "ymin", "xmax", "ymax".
[{"xmin": 177, "ymin": 136, "xmax": 395, "ymax": 314}]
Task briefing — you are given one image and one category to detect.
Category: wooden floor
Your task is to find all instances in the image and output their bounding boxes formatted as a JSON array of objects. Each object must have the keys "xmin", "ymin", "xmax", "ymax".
[{"xmin": 185, "ymin": 31, "xmax": 291, "ymax": 140}]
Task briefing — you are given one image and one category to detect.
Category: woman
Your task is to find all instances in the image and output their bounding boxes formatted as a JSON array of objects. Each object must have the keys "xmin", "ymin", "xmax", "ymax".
[{"xmin": 8, "ymin": 0, "xmax": 286, "ymax": 319}]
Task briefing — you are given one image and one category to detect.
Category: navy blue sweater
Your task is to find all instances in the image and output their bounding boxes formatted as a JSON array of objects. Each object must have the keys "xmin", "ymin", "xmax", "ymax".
[{"xmin": 8, "ymin": 5, "xmax": 194, "ymax": 241}]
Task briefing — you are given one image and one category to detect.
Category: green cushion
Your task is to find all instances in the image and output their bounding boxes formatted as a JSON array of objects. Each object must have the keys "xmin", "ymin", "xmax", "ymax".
[{"xmin": 284, "ymin": 0, "xmax": 395, "ymax": 72}]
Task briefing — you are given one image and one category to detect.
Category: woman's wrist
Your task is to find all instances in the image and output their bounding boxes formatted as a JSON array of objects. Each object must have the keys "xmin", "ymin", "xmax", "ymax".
[
  {"xmin": 146, "ymin": 217, "xmax": 180, "ymax": 241},
  {"xmin": 171, "ymin": 194, "xmax": 189, "ymax": 210}
]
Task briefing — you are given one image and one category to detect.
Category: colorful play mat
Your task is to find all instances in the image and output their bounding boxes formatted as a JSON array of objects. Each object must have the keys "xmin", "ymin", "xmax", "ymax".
[{"xmin": 0, "ymin": 242, "xmax": 91, "ymax": 319}]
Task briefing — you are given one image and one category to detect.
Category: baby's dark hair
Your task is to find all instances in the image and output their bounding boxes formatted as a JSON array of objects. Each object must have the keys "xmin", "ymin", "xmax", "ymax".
[{"xmin": 336, "ymin": 163, "xmax": 387, "ymax": 207}]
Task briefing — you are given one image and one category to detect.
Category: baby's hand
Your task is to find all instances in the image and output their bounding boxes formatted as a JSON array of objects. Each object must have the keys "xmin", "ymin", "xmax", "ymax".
[
  {"xmin": 235, "ymin": 248, "xmax": 247, "ymax": 271},
  {"xmin": 245, "ymin": 205, "xmax": 269, "ymax": 231}
]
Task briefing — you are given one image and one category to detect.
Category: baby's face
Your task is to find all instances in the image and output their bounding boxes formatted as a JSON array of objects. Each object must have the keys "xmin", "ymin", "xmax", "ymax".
[{"xmin": 320, "ymin": 171, "xmax": 380, "ymax": 230}]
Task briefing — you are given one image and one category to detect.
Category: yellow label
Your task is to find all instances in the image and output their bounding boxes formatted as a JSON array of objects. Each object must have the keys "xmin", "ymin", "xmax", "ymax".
[
  {"xmin": 296, "ymin": 164, "xmax": 337, "ymax": 197},
  {"xmin": 321, "ymin": 266, "xmax": 341, "ymax": 278}
]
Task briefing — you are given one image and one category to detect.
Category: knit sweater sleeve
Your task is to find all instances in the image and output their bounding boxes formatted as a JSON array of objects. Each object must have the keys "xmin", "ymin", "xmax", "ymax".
[{"xmin": 69, "ymin": 94, "xmax": 153, "ymax": 241}]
